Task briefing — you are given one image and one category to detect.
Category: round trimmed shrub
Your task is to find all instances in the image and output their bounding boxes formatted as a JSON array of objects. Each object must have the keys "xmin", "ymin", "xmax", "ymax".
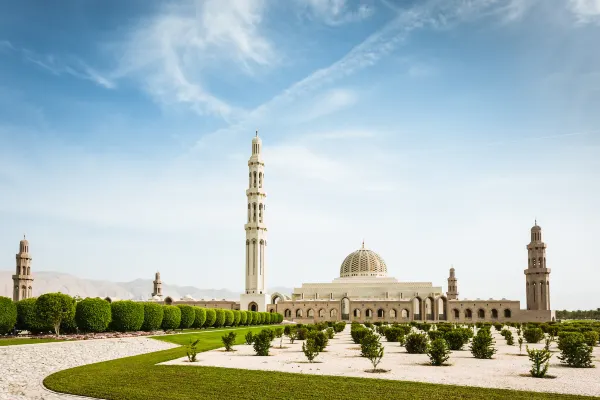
[
  {"xmin": 264, "ymin": 312, "xmax": 272, "ymax": 324},
  {"xmin": 75, "ymin": 298, "xmax": 111, "ymax": 333},
  {"xmin": 405, "ymin": 332, "xmax": 429, "ymax": 354},
  {"xmin": 192, "ymin": 307, "xmax": 207, "ymax": 329},
  {"xmin": 232, "ymin": 310, "xmax": 241, "ymax": 326},
  {"xmin": 583, "ymin": 331, "xmax": 599, "ymax": 347},
  {"xmin": 251, "ymin": 311, "xmax": 259, "ymax": 325},
  {"xmin": 36, "ymin": 293, "xmax": 76, "ymax": 335},
  {"xmin": 239, "ymin": 310, "xmax": 248, "ymax": 325},
  {"xmin": 0, "ymin": 296, "xmax": 17, "ymax": 334},
  {"xmin": 162, "ymin": 305, "xmax": 182, "ymax": 331},
  {"xmin": 141, "ymin": 302, "xmax": 164, "ymax": 331},
  {"xmin": 224, "ymin": 310, "xmax": 234, "ymax": 327},
  {"xmin": 214, "ymin": 309, "xmax": 225, "ymax": 328},
  {"xmin": 523, "ymin": 328, "xmax": 544, "ymax": 343},
  {"xmin": 259, "ymin": 312, "xmax": 267, "ymax": 325},
  {"xmin": 16, "ymin": 298, "xmax": 51, "ymax": 333},
  {"xmin": 444, "ymin": 329, "xmax": 468, "ymax": 350},
  {"xmin": 177, "ymin": 305, "xmax": 195, "ymax": 329},
  {"xmin": 110, "ymin": 300, "xmax": 144, "ymax": 332},
  {"xmin": 204, "ymin": 309, "xmax": 216, "ymax": 328}
]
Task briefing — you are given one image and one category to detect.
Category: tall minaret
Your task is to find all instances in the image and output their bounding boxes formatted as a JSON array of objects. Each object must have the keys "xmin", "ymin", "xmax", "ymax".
[
  {"xmin": 240, "ymin": 131, "xmax": 270, "ymax": 312},
  {"xmin": 12, "ymin": 235, "xmax": 34, "ymax": 301},
  {"xmin": 152, "ymin": 271, "xmax": 162, "ymax": 299},
  {"xmin": 524, "ymin": 221, "xmax": 551, "ymax": 310},
  {"xmin": 447, "ymin": 267, "xmax": 458, "ymax": 300}
]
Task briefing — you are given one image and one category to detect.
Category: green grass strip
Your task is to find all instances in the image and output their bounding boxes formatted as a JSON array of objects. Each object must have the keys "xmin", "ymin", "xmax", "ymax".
[
  {"xmin": 0, "ymin": 337, "xmax": 64, "ymax": 346},
  {"xmin": 44, "ymin": 326, "xmax": 594, "ymax": 400}
]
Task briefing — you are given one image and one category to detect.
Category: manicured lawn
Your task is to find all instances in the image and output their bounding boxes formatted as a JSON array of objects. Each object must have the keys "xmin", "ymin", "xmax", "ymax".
[
  {"xmin": 44, "ymin": 326, "xmax": 594, "ymax": 400},
  {"xmin": 0, "ymin": 337, "xmax": 64, "ymax": 346}
]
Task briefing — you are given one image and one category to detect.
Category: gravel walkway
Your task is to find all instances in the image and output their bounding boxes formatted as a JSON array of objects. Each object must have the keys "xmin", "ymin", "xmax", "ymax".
[
  {"xmin": 0, "ymin": 337, "xmax": 178, "ymax": 400},
  {"xmin": 162, "ymin": 326, "xmax": 600, "ymax": 397}
]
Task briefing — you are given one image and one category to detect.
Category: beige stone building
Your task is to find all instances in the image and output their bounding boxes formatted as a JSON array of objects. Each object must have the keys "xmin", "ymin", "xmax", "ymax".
[{"xmin": 162, "ymin": 132, "xmax": 555, "ymax": 324}]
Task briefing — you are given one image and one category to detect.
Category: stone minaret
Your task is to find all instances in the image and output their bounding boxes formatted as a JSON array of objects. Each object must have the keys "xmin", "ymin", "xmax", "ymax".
[
  {"xmin": 12, "ymin": 235, "xmax": 34, "ymax": 301},
  {"xmin": 152, "ymin": 271, "xmax": 162, "ymax": 299},
  {"xmin": 447, "ymin": 267, "xmax": 458, "ymax": 300},
  {"xmin": 524, "ymin": 221, "xmax": 551, "ymax": 310},
  {"xmin": 240, "ymin": 131, "xmax": 270, "ymax": 312}
]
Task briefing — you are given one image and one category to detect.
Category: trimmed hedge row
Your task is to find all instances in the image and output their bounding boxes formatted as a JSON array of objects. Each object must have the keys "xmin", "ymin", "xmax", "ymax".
[{"xmin": 0, "ymin": 294, "xmax": 283, "ymax": 335}]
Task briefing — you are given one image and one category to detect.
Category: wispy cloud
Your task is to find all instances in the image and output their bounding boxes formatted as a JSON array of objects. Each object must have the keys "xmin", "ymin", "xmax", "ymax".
[
  {"xmin": 114, "ymin": 0, "xmax": 275, "ymax": 119},
  {"xmin": 0, "ymin": 40, "xmax": 115, "ymax": 89},
  {"xmin": 299, "ymin": 0, "xmax": 374, "ymax": 25},
  {"xmin": 568, "ymin": 0, "xmax": 600, "ymax": 25}
]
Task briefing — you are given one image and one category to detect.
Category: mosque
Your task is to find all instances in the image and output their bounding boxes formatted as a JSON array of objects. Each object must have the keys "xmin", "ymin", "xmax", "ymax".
[{"xmin": 11, "ymin": 132, "xmax": 555, "ymax": 323}]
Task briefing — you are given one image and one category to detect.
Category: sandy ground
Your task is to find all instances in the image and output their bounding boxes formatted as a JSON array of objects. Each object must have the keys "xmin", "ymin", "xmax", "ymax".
[
  {"xmin": 0, "ymin": 337, "xmax": 178, "ymax": 400},
  {"xmin": 161, "ymin": 326, "xmax": 600, "ymax": 397}
]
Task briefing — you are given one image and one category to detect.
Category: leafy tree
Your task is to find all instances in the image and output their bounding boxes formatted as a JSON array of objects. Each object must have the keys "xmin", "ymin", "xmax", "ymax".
[
  {"xmin": 187, "ymin": 338, "xmax": 200, "ymax": 362},
  {"xmin": 141, "ymin": 302, "xmax": 164, "ymax": 331},
  {"xmin": 177, "ymin": 305, "xmax": 196, "ymax": 330},
  {"xmin": 223, "ymin": 310, "xmax": 234, "ymax": 327},
  {"xmin": 214, "ymin": 309, "xmax": 225, "ymax": 328},
  {"xmin": 527, "ymin": 347, "xmax": 551, "ymax": 378},
  {"xmin": 222, "ymin": 332, "xmax": 237, "ymax": 351},
  {"xmin": 232, "ymin": 310, "xmax": 241, "ymax": 326},
  {"xmin": 0, "ymin": 296, "xmax": 17, "ymax": 334},
  {"xmin": 75, "ymin": 298, "xmax": 111, "ymax": 333},
  {"xmin": 523, "ymin": 328, "xmax": 544, "ymax": 343},
  {"xmin": 444, "ymin": 329, "xmax": 467, "ymax": 350},
  {"xmin": 204, "ymin": 309, "xmax": 216, "ymax": 328},
  {"xmin": 239, "ymin": 310, "xmax": 248, "ymax": 325},
  {"xmin": 362, "ymin": 333, "xmax": 385, "ymax": 371},
  {"xmin": 302, "ymin": 337, "xmax": 320, "ymax": 362},
  {"xmin": 162, "ymin": 305, "xmax": 182, "ymax": 331},
  {"xmin": 557, "ymin": 333, "xmax": 594, "ymax": 368},
  {"xmin": 245, "ymin": 331, "xmax": 255, "ymax": 345},
  {"xmin": 405, "ymin": 333, "xmax": 429, "ymax": 354},
  {"xmin": 15, "ymin": 297, "xmax": 51, "ymax": 333},
  {"xmin": 428, "ymin": 338, "xmax": 450, "ymax": 366},
  {"xmin": 470, "ymin": 329, "xmax": 496, "ymax": 359},
  {"xmin": 36, "ymin": 293, "xmax": 76, "ymax": 335},
  {"xmin": 191, "ymin": 307, "xmax": 206, "ymax": 329},
  {"xmin": 253, "ymin": 329, "xmax": 272, "ymax": 356},
  {"xmin": 274, "ymin": 327, "xmax": 284, "ymax": 348},
  {"xmin": 110, "ymin": 300, "xmax": 144, "ymax": 332}
]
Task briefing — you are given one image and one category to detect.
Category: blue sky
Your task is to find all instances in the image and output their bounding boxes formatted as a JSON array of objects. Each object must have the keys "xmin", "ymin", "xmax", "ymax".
[{"xmin": 0, "ymin": 0, "xmax": 599, "ymax": 309}]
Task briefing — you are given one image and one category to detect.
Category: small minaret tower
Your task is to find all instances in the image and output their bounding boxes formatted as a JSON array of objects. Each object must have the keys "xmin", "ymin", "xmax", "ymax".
[
  {"xmin": 240, "ymin": 130, "xmax": 270, "ymax": 312},
  {"xmin": 524, "ymin": 221, "xmax": 551, "ymax": 310},
  {"xmin": 447, "ymin": 267, "xmax": 458, "ymax": 300},
  {"xmin": 12, "ymin": 235, "xmax": 34, "ymax": 301},
  {"xmin": 152, "ymin": 271, "xmax": 162, "ymax": 299}
]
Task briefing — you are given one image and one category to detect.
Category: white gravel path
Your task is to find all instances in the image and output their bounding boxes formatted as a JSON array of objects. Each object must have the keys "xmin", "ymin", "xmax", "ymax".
[
  {"xmin": 162, "ymin": 326, "xmax": 600, "ymax": 397},
  {"xmin": 0, "ymin": 337, "xmax": 178, "ymax": 400}
]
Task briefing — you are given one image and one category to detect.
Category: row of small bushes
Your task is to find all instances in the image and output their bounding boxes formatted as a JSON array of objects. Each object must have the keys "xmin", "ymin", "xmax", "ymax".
[{"xmin": 0, "ymin": 294, "xmax": 283, "ymax": 335}]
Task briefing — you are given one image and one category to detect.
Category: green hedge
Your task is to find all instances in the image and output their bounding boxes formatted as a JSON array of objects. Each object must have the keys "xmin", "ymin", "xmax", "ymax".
[
  {"xmin": 232, "ymin": 310, "xmax": 241, "ymax": 326},
  {"xmin": 240, "ymin": 311, "xmax": 248, "ymax": 325},
  {"xmin": 16, "ymin": 297, "xmax": 52, "ymax": 333},
  {"xmin": 75, "ymin": 298, "xmax": 112, "ymax": 333},
  {"xmin": 177, "ymin": 305, "xmax": 195, "ymax": 329},
  {"xmin": 252, "ymin": 311, "xmax": 259, "ymax": 325},
  {"xmin": 214, "ymin": 309, "xmax": 225, "ymax": 328},
  {"xmin": 192, "ymin": 307, "xmax": 207, "ymax": 329},
  {"xmin": 224, "ymin": 310, "xmax": 234, "ymax": 327},
  {"xmin": 162, "ymin": 305, "xmax": 181, "ymax": 331},
  {"xmin": 0, "ymin": 296, "xmax": 17, "ymax": 334},
  {"xmin": 110, "ymin": 301, "xmax": 144, "ymax": 332},
  {"xmin": 204, "ymin": 309, "xmax": 216, "ymax": 328},
  {"xmin": 141, "ymin": 302, "xmax": 164, "ymax": 331},
  {"xmin": 36, "ymin": 293, "xmax": 76, "ymax": 335}
]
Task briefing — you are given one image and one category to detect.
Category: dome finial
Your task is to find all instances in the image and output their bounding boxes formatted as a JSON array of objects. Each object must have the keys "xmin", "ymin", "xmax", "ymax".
[
  {"xmin": 23, "ymin": 233, "xmax": 26, "ymax": 240},
  {"xmin": 362, "ymin": 239, "xmax": 365, "ymax": 249},
  {"xmin": 255, "ymin": 129, "xmax": 258, "ymax": 137}
]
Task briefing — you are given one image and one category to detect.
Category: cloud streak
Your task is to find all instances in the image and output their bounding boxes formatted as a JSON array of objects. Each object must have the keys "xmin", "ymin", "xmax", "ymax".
[{"xmin": 0, "ymin": 40, "xmax": 116, "ymax": 89}]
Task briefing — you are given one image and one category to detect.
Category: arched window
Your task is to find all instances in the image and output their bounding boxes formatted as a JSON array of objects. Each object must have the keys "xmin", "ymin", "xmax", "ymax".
[
  {"xmin": 253, "ymin": 171, "xmax": 257, "ymax": 188},
  {"xmin": 365, "ymin": 309, "xmax": 373, "ymax": 318},
  {"xmin": 259, "ymin": 172, "xmax": 263, "ymax": 188},
  {"xmin": 353, "ymin": 309, "xmax": 361, "ymax": 318},
  {"xmin": 253, "ymin": 203, "xmax": 257, "ymax": 222},
  {"xmin": 478, "ymin": 309, "xmax": 485, "ymax": 319},
  {"xmin": 21, "ymin": 285, "xmax": 26, "ymax": 299},
  {"xmin": 330, "ymin": 309, "xmax": 338, "ymax": 318},
  {"xmin": 307, "ymin": 309, "xmax": 314, "ymax": 318},
  {"xmin": 389, "ymin": 309, "xmax": 397, "ymax": 318},
  {"xmin": 453, "ymin": 309, "xmax": 459, "ymax": 319},
  {"xmin": 533, "ymin": 282, "xmax": 537, "ymax": 302},
  {"xmin": 284, "ymin": 309, "xmax": 291, "ymax": 318},
  {"xmin": 296, "ymin": 309, "xmax": 303, "ymax": 318},
  {"xmin": 377, "ymin": 309, "xmax": 385, "ymax": 318},
  {"xmin": 491, "ymin": 309, "xmax": 498, "ymax": 319},
  {"xmin": 504, "ymin": 309, "xmax": 512, "ymax": 318},
  {"xmin": 249, "ymin": 172, "xmax": 252, "ymax": 188},
  {"xmin": 247, "ymin": 203, "xmax": 251, "ymax": 222},
  {"xmin": 465, "ymin": 309, "xmax": 472, "ymax": 319},
  {"xmin": 259, "ymin": 204, "xmax": 263, "ymax": 223},
  {"xmin": 401, "ymin": 309, "xmax": 409, "ymax": 319},
  {"xmin": 318, "ymin": 309, "xmax": 325, "ymax": 318}
]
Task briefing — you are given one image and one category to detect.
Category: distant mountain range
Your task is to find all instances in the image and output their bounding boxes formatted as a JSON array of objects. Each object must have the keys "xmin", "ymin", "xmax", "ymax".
[{"xmin": 0, "ymin": 271, "xmax": 293, "ymax": 301}]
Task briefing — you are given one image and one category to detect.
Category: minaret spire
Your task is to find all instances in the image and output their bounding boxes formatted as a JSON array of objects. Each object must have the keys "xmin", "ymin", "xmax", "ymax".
[
  {"xmin": 13, "ymin": 236, "xmax": 34, "ymax": 301},
  {"xmin": 241, "ymin": 130, "xmax": 270, "ymax": 312},
  {"xmin": 525, "ymin": 222, "xmax": 551, "ymax": 311}
]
